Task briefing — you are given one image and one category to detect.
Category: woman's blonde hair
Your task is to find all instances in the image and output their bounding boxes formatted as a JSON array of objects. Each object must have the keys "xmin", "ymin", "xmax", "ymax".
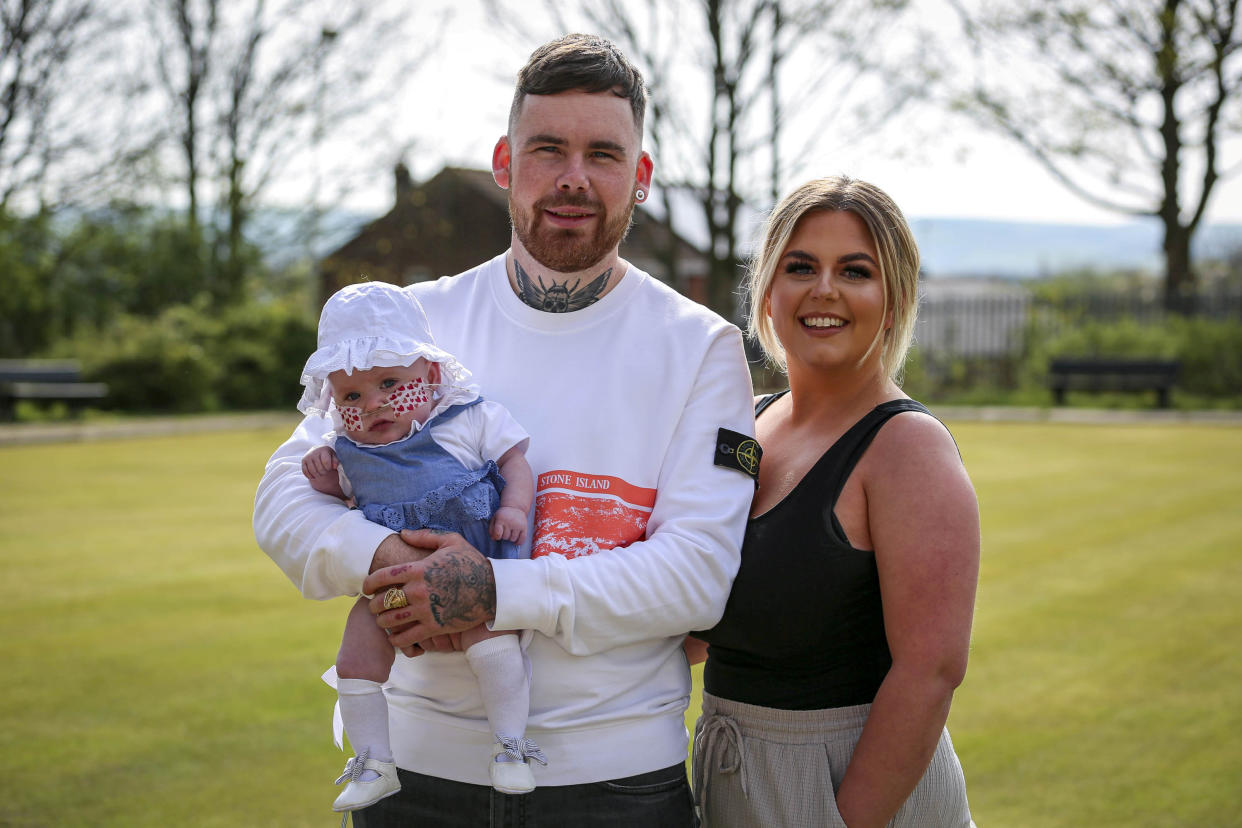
[{"xmin": 746, "ymin": 176, "xmax": 920, "ymax": 381}]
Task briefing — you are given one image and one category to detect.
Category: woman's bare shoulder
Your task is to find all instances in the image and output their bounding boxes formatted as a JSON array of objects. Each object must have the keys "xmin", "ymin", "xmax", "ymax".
[{"xmin": 865, "ymin": 407, "xmax": 968, "ymax": 487}]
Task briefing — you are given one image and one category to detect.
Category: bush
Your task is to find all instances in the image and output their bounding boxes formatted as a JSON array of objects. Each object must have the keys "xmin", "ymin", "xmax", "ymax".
[
  {"xmin": 899, "ymin": 312, "xmax": 1242, "ymax": 409},
  {"xmin": 211, "ymin": 301, "xmax": 317, "ymax": 410},
  {"xmin": 1168, "ymin": 316, "xmax": 1242, "ymax": 398},
  {"xmin": 1021, "ymin": 315, "xmax": 1242, "ymax": 407},
  {"xmin": 65, "ymin": 298, "xmax": 316, "ymax": 414},
  {"xmin": 79, "ymin": 306, "xmax": 220, "ymax": 412}
]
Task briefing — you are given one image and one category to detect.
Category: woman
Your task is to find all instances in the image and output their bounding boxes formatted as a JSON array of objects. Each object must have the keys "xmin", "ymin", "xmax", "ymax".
[{"xmin": 688, "ymin": 176, "xmax": 978, "ymax": 827}]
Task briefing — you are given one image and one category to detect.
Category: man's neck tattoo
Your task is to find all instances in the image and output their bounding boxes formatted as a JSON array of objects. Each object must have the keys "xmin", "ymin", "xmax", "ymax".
[{"xmin": 514, "ymin": 260, "xmax": 612, "ymax": 312}]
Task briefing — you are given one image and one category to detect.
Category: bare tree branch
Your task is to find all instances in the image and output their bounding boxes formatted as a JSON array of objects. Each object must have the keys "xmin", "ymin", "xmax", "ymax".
[
  {"xmin": 947, "ymin": 0, "xmax": 1242, "ymax": 305},
  {"xmin": 485, "ymin": 0, "xmax": 910, "ymax": 318},
  {"xmin": 0, "ymin": 0, "xmax": 105, "ymax": 209}
]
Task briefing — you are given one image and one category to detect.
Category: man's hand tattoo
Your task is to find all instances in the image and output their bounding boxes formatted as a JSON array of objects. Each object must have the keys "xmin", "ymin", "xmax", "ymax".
[
  {"xmin": 425, "ymin": 549, "xmax": 497, "ymax": 628},
  {"xmin": 515, "ymin": 260, "xmax": 611, "ymax": 312}
]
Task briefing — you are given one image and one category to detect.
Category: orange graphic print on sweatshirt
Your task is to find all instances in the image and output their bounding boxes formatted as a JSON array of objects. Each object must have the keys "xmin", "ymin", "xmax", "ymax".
[{"xmin": 531, "ymin": 470, "xmax": 656, "ymax": 559}]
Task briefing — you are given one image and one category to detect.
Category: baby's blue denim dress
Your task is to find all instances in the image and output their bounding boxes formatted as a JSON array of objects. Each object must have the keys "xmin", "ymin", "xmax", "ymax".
[{"xmin": 333, "ymin": 398, "xmax": 519, "ymax": 560}]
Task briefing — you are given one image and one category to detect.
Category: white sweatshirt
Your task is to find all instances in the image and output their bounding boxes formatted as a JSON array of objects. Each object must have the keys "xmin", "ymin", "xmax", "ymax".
[{"xmin": 254, "ymin": 253, "xmax": 755, "ymax": 785}]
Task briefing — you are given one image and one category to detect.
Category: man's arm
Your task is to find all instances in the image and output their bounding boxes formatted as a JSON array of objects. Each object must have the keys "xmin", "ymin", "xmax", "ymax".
[
  {"xmin": 519, "ymin": 327, "xmax": 753, "ymax": 653},
  {"xmin": 367, "ymin": 327, "xmax": 756, "ymax": 655},
  {"xmin": 253, "ymin": 415, "xmax": 423, "ymax": 598}
]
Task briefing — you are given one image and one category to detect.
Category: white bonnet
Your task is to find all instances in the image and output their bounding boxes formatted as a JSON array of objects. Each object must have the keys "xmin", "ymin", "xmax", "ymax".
[{"xmin": 297, "ymin": 281, "xmax": 471, "ymax": 415}]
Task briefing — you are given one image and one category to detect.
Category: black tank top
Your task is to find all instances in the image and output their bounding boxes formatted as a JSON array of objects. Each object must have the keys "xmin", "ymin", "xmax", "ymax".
[{"xmin": 698, "ymin": 393, "xmax": 936, "ymax": 710}]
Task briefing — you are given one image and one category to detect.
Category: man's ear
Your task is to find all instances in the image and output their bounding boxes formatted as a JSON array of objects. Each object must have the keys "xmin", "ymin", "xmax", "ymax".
[
  {"xmin": 492, "ymin": 137, "xmax": 512, "ymax": 189},
  {"xmin": 635, "ymin": 151, "xmax": 653, "ymax": 196}
]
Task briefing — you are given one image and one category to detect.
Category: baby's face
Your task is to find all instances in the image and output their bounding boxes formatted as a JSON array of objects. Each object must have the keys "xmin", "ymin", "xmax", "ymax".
[{"xmin": 330, "ymin": 359, "xmax": 438, "ymax": 444}]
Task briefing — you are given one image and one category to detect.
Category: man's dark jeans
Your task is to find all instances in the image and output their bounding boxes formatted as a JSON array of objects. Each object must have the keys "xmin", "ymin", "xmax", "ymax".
[{"xmin": 351, "ymin": 761, "xmax": 696, "ymax": 827}]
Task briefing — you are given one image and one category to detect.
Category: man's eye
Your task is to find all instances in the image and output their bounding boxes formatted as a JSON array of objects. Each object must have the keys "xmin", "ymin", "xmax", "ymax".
[
  {"xmin": 380, "ymin": 379, "xmax": 397, "ymax": 389},
  {"xmin": 343, "ymin": 392, "xmax": 359, "ymax": 402}
]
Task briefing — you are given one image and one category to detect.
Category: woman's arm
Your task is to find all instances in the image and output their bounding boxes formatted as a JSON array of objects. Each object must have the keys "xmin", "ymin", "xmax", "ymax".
[
  {"xmin": 833, "ymin": 413, "xmax": 980, "ymax": 828},
  {"xmin": 684, "ymin": 635, "xmax": 709, "ymax": 666}
]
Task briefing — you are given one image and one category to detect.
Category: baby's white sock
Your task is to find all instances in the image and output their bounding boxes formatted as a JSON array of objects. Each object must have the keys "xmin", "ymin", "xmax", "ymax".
[
  {"xmin": 465, "ymin": 635, "xmax": 529, "ymax": 761},
  {"xmin": 337, "ymin": 678, "xmax": 392, "ymax": 780}
]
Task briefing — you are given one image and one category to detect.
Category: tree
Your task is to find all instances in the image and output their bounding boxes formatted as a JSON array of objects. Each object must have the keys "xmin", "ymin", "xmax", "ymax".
[
  {"xmin": 149, "ymin": 0, "xmax": 217, "ymax": 239},
  {"xmin": 0, "ymin": 204, "xmax": 213, "ymax": 356},
  {"xmin": 0, "ymin": 208, "xmax": 56, "ymax": 354},
  {"xmin": 0, "ymin": 0, "xmax": 111, "ymax": 209},
  {"xmin": 141, "ymin": 0, "xmax": 435, "ymax": 306},
  {"xmin": 949, "ymin": 0, "xmax": 1242, "ymax": 310},
  {"xmin": 486, "ymin": 0, "xmax": 914, "ymax": 320}
]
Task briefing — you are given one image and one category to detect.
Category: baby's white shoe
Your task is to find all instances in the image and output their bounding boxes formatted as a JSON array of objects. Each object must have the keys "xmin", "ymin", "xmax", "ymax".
[
  {"xmin": 332, "ymin": 749, "xmax": 400, "ymax": 812},
  {"xmin": 490, "ymin": 734, "xmax": 547, "ymax": 795}
]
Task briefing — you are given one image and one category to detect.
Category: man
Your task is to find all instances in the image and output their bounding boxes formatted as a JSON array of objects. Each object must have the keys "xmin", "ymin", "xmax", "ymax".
[{"xmin": 254, "ymin": 33, "xmax": 755, "ymax": 825}]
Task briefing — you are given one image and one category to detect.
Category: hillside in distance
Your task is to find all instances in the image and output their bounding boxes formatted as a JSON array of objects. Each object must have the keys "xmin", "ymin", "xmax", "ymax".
[
  {"xmin": 252, "ymin": 205, "xmax": 1241, "ymax": 281},
  {"xmin": 911, "ymin": 217, "xmax": 1242, "ymax": 279}
]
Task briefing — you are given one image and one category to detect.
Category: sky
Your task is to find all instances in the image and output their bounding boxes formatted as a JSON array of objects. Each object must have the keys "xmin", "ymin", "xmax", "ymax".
[{"xmin": 322, "ymin": 1, "xmax": 1241, "ymax": 229}]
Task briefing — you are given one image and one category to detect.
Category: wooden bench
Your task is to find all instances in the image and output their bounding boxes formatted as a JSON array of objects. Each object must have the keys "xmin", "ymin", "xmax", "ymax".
[
  {"xmin": 0, "ymin": 359, "xmax": 109, "ymax": 420},
  {"xmin": 1049, "ymin": 358, "xmax": 1180, "ymax": 409}
]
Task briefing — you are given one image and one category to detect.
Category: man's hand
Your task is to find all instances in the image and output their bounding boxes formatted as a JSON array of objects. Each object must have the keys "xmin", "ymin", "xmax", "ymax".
[
  {"xmin": 418, "ymin": 633, "xmax": 465, "ymax": 653},
  {"xmin": 363, "ymin": 529, "xmax": 497, "ymax": 656},
  {"xmin": 369, "ymin": 531, "xmax": 435, "ymax": 574},
  {"xmin": 369, "ymin": 532, "xmax": 441, "ymax": 653}
]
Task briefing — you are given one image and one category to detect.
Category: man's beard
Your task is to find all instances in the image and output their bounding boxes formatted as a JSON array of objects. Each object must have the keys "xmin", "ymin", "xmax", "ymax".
[{"xmin": 509, "ymin": 192, "xmax": 635, "ymax": 273}]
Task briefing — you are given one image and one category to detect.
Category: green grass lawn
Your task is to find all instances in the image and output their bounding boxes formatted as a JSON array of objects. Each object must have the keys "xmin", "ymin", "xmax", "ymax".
[{"xmin": 1, "ymin": 419, "xmax": 1240, "ymax": 826}]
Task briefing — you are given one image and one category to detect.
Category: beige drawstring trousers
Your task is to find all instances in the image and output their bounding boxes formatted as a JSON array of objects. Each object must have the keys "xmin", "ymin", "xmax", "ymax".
[{"xmin": 692, "ymin": 691, "xmax": 975, "ymax": 828}]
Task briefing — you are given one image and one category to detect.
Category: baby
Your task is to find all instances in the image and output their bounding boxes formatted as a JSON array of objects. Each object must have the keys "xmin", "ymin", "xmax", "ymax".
[{"xmin": 296, "ymin": 282, "xmax": 545, "ymax": 814}]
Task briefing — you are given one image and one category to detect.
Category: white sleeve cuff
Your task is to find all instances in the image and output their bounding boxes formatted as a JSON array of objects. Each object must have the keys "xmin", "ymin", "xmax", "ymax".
[{"xmin": 489, "ymin": 557, "xmax": 552, "ymax": 634}]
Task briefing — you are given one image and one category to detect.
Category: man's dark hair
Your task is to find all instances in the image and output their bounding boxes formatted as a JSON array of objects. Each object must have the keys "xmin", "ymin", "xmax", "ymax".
[{"xmin": 508, "ymin": 33, "xmax": 647, "ymax": 136}]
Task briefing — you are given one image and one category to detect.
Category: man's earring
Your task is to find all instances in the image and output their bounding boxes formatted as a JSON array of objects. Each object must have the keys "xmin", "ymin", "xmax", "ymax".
[{"xmin": 635, "ymin": 188, "xmax": 646, "ymax": 202}]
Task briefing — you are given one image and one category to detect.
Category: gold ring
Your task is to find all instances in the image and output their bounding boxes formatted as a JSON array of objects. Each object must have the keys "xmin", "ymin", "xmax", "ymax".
[{"xmin": 383, "ymin": 587, "xmax": 409, "ymax": 610}]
